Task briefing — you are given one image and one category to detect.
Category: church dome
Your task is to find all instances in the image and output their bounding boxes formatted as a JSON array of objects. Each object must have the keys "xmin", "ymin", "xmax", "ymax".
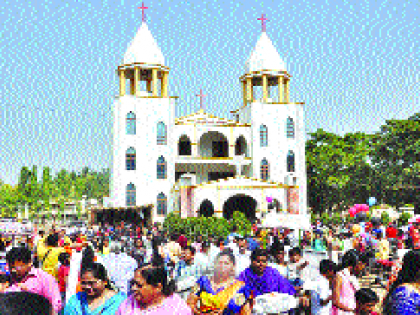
[
  {"xmin": 245, "ymin": 32, "xmax": 286, "ymax": 73},
  {"xmin": 123, "ymin": 22, "xmax": 165, "ymax": 66}
]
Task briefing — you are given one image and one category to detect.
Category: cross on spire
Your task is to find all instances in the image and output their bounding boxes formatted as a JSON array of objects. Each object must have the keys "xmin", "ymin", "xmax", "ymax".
[
  {"xmin": 257, "ymin": 13, "xmax": 269, "ymax": 32},
  {"xmin": 196, "ymin": 89, "xmax": 207, "ymax": 111},
  {"xmin": 138, "ymin": 2, "xmax": 148, "ymax": 22}
]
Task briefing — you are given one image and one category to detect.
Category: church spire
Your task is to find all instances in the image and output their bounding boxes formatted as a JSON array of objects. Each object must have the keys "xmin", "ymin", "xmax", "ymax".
[
  {"xmin": 117, "ymin": 4, "xmax": 169, "ymax": 98},
  {"xmin": 240, "ymin": 14, "xmax": 291, "ymax": 105}
]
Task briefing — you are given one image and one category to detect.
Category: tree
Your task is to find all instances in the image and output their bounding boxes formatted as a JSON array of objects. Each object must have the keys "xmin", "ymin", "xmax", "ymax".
[
  {"xmin": 0, "ymin": 184, "xmax": 18, "ymax": 217},
  {"xmin": 306, "ymin": 129, "xmax": 374, "ymax": 214},
  {"xmin": 381, "ymin": 211, "xmax": 391, "ymax": 226},
  {"xmin": 371, "ymin": 114, "xmax": 420, "ymax": 213},
  {"xmin": 42, "ymin": 167, "xmax": 52, "ymax": 219}
]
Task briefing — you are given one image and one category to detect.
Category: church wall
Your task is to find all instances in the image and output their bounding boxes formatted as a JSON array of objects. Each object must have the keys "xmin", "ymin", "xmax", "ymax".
[
  {"xmin": 250, "ymin": 100, "xmax": 306, "ymax": 214},
  {"xmin": 111, "ymin": 96, "xmax": 176, "ymax": 221},
  {"xmin": 193, "ymin": 186, "xmax": 287, "ymax": 219}
]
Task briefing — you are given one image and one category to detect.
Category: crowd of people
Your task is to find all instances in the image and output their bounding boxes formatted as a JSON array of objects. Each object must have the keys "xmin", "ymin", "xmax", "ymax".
[{"xmin": 0, "ymin": 217, "xmax": 420, "ymax": 314}]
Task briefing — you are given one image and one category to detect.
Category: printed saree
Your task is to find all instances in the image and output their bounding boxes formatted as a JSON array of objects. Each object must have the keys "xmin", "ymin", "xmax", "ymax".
[{"xmin": 193, "ymin": 276, "xmax": 251, "ymax": 315}]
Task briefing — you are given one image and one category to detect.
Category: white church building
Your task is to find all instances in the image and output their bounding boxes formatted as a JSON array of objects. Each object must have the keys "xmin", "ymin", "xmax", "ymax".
[{"xmin": 110, "ymin": 17, "xmax": 308, "ymax": 224}]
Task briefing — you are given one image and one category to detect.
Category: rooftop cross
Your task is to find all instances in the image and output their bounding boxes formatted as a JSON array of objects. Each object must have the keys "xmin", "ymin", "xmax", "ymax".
[
  {"xmin": 257, "ymin": 13, "xmax": 269, "ymax": 32},
  {"xmin": 196, "ymin": 89, "xmax": 207, "ymax": 111},
  {"xmin": 138, "ymin": 2, "xmax": 149, "ymax": 22}
]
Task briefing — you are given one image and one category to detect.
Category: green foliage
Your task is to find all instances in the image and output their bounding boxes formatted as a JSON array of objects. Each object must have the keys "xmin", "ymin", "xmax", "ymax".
[
  {"xmin": 0, "ymin": 166, "xmax": 110, "ymax": 218},
  {"xmin": 371, "ymin": 114, "xmax": 420, "ymax": 212},
  {"xmin": 332, "ymin": 212, "xmax": 341, "ymax": 225},
  {"xmin": 306, "ymin": 129, "xmax": 374, "ymax": 214},
  {"xmin": 163, "ymin": 211, "xmax": 252, "ymax": 239},
  {"xmin": 381, "ymin": 211, "xmax": 391, "ymax": 226},
  {"xmin": 399, "ymin": 212, "xmax": 412, "ymax": 226},
  {"xmin": 310, "ymin": 212, "xmax": 317, "ymax": 225},
  {"xmin": 321, "ymin": 212, "xmax": 330, "ymax": 225}
]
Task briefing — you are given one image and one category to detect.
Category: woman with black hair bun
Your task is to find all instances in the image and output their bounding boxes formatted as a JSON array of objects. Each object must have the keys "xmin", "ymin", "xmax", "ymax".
[
  {"xmin": 116, "ymin": 263, "xmax": 192, "ymax": 314},
  {"xmin": 383, "ymin": 250, "xmax": 420, "ymax": 314},
  {"xmin": 64, "ymin": 262, "xmax": 126, "ymax": 315}
]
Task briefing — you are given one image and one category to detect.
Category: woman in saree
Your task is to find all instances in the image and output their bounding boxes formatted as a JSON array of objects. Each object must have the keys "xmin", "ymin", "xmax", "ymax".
[
  {"xmin": 64, "ymin": 262, "xmax": 126, "ymax": 315},
  {"xmin": 116, "ymin": 260, "xmax": 192, "ymax": 314},
  {"xmin": 187, "ymin": 249, "xmax": 252, "ymax": 315}
]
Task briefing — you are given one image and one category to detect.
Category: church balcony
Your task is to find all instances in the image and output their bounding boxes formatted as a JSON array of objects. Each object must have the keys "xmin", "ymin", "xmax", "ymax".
[{"xmin": 175, "ymin": 156, "xmax": 252, "ymax": 164}]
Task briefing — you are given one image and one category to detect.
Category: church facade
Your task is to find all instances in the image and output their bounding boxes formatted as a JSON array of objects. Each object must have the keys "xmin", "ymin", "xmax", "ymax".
[{"xmin": 110, "ymin": 19, "xmax": 307, "ymax": 224}]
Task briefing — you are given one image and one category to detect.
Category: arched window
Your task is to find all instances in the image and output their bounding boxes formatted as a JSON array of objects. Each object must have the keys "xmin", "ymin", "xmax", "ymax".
[
  {"xmin": 287, "ymin": 150, "xmax": 295, "ymax": 172},
  {"xmin": 178, "ymin": 135, "xmax": 192, "ymax": 156},
  {"xmin": 126, "ymin": 183, "xmax": 136, "ymax": 206},
  {"xmin": 126, "ymin": 147, "xmax": 136, "ymax": 170},
  {"xmin": 260, "ymin": 125, "xmax": 268, "ymax": 147},
  {"xmin": 126, "ymin": 112, "xmax": 136, "ymax": 135},
  {"xmin": 157, "ymin": 122, "xmax": 167, "ymax": 145},
  {"xmin": 157, "ymin": 156, "xmax": 167, "ymax": 179},
  {"xmin": 261, "ymin": 158, "xmax": 269, "ymax": 180},
  {"xmin": 157, "ymin": 193, "xmax": 167, "ymax": 215},
  {"xmin": 286, "ymin": 117, "xmax": 295, "ymax": 138}
]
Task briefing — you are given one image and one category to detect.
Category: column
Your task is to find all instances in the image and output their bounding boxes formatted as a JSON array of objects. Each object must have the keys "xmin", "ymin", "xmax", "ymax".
[
  {"xmin": 242, "ymin": 80, "xmax": 247, "ymax": 106},
  {"xmin": 284, "ymin": 78, "xmax": 290, "ymax": 103},
  {"xmin": 162, "ymin": 71, "xmax": 168, "ymax": 97},
  {"xmin": 130, "ymin": 78, "xmax": 135, "ymax": 95},
  {"xmin": 278, "ymin": 76, "xmax": 284, "ymax": 102},
  {"xmin": 146, "ymin": 79, "xmax": 152, "ymax": 93},
  {"xmin": 246, "ymin": 77, "xmax": 253, "ymax": 103},
  {"xmin": 119, "ymin": 69, "xmax": 126, "ymax": 96},
  {"xmin": 134, "ymin": 66, "xmax": 140, "ymax": 96},
  {"xmin": 229, "ymin": 127, "xmax": 235, "ymax": 157},
  {"xmin": 262, "ymin": 74, "xmax": 268, "ymax": 102},
  {"xmin": 152, "ymin": 68, "xmax": 158, "ymax": 96}
]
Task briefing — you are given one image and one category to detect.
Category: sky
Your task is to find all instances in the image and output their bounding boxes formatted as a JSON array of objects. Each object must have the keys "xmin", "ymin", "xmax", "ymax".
[{"xmin": 0, "ymin": 0, "xmax": 419, "ymax": 185}]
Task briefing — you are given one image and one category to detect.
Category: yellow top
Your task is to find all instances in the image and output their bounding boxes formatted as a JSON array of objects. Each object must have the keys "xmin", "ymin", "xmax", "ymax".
[{"xmin": 37, "ymin": 237, "xmax": 65, "ymax": 280}]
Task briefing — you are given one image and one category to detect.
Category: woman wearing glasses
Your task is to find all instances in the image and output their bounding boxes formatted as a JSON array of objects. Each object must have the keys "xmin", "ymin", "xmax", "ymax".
[{"xmin": 63, "ymin": 262, "xmax": 126, "ymax": 315}]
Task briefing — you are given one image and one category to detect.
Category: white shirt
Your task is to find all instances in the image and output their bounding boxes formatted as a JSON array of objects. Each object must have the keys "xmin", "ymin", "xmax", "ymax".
[
  {"xmin": 195, "ymin": 252, "xmax": 213, "ymax": 276},
  {"xmin": 226, "ymin": 242, "xmax": 239, "ymax": 256},
  {"xmin": 235, "ymin": 250, "xmax": 251, "ymax": 277},
  {"xmin": 287, "ymin": 257, "xmax": 307, "ymax": 280},
  {"xmin": 311, "ymin": 275, "xmax": 332, "ymax": 315}
]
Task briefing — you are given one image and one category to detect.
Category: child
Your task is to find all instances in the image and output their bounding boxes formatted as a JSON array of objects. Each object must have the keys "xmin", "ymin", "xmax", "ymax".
[
  {"xmin": 311, "ymin": 259, "xmax": 336, "ymax": 315},
  {"xmin": 0, "ymin": 274, "xmax": 10, "ymax": 293},
  {"xmin": 355, "ymin": 288, "xmax": 379, "ymax": 315},
  {"xmin": 57, "ymin": 252, "xmax": 70, "ymax": 303}
]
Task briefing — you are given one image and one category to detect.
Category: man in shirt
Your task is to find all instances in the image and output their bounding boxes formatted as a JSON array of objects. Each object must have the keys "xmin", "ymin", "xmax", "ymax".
[
  {"xmin": 174, "ymin": 246, "xmax": 203, "ymax": 300},
  {"xmin": 235, "ymin": 237, "xmax": 251, "ymax": 277},
  {"xmin": 102, "ymin": 242, "xmax": 138, "ymax": 294},
  {"xmin": 311, "ymin": 259, "xmax": 336, "ymax": 315},
  {"xmin": 287, "ymin": 247, "xmax": 309, "ymax": 291},
  {"xmin": 5, "ymin": 246, "xmax": 62, "ymax": 314},
  {"xmin": 194, "ymin": 241, "xmax": 213, "ymax": 277}
]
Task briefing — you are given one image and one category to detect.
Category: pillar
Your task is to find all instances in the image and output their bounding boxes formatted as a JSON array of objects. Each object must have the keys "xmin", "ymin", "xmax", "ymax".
[
  {"xmin": 134, "ymin": 66, "xmax": 140, "ymax": 96},
  {"xmin": 162, "ymin": 71, "xmax": 168, "ymax": 97},
  {"xmin": 130, "ymin": 78, "xmax": 135, "ymax": 95},
  {"xmin": 284, "ymin": 78, "xmax": 290, "ymax": 103},
  {"xmin": 119, "ymin": 69, "xmax": 126, "ymax": 96},
  {"xmin": 191, "ymin": 143, "xmax": 198, "ymax": 157},
  {"xmin": 152, "ymin": 68, "xmax": 158, "ymax": 96},
  {"xmin": 146, "ymin": 79, "xmax": 152, "ymax": 93},
  {"xmin": 242, "ymin": 80, "xmax": 247, "ymax": 106},
  {"xmin": 246, "ymin": 77, "xmax": 253, "ymax": 103},
  {"xmin": 278, "ymin": 76, "xmax": 284, "ymax": 102},
  {"xmin": 262, "ymin": 74, "xmax": 268, "ymax": 102}
]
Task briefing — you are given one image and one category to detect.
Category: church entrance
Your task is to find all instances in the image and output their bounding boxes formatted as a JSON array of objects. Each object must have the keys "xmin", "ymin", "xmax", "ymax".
[
  {"xmin": 199, "ymin": 199, "xmax": 215, "ymax": 217},
  {"xmin": 223, "ymin": 194, "xmax": 257, "ymax": 220}
]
